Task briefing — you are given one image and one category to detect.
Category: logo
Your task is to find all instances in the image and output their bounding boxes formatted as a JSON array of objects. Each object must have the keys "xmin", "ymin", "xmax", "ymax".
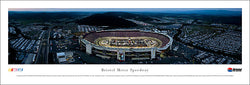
[
  {"xmin": 227, "ymin": 67, "xmax": 242, "ymax": 72},
  {"xmin": 227, "ymin": 67, "xmax": 233, "ymax": 72},
  {"xmin": 8, "ymin": 68, "xmax": 23, "ymax": 72}
]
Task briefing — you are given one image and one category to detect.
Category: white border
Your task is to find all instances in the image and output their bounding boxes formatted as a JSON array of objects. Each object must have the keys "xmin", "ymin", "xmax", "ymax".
[{"xmin": 1, "ymin": 1, "xmax": 249, "ymax": 84}]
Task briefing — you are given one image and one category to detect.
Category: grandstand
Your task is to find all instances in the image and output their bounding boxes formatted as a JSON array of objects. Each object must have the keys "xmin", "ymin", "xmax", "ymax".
[{"xmin": 80, "ymin": 30, "xmax": 173, "ymax": 61}]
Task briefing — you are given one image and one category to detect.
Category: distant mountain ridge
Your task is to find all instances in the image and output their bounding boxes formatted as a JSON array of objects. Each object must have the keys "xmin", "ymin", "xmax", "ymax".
[
  {"xmin": 77, "ymin": 12, "xmax": 138, "ymax": 28},
  {"xmin": 160, "ymin": 10, "xmax": 242, "ymax": 16}
]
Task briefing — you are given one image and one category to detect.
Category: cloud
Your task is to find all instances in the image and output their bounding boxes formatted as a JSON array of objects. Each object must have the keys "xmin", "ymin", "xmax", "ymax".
[{"xmin": 8, "ymin": 8, "xmax": 242, "ymax": 12}]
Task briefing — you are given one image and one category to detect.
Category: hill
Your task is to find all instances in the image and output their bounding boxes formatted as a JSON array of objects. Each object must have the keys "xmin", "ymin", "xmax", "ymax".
[{"xmin": 77, "ymin": 12, "xmax": 140, "ymax": 28}]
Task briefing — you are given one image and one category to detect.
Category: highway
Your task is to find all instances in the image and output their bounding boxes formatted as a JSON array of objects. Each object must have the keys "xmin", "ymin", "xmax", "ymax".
[{"xmin": 35, "ymin": 29, "xmax": 51, "ymax": 64}]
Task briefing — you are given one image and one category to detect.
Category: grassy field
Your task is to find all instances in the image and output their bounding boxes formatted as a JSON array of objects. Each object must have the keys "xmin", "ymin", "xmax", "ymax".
[{"xmin": 94, "ymin": 37, "xmax": 162, "ymax": 48}]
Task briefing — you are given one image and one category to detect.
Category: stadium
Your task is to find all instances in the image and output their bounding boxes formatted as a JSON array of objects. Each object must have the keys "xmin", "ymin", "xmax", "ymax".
[{"xmin": 80, "ymin": 29, "xmax": 173, "ymax": 61}]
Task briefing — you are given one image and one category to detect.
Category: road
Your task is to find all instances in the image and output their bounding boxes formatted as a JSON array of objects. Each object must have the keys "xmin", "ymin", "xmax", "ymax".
[{"xmin": 35, "ymin": 29, "xmax": 51, "ymax": 64}]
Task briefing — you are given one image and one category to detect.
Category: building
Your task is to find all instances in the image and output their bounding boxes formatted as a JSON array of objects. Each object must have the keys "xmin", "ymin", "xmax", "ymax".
[
  {"xmin": 56, "ymin": 52, "xmax": 75, "ymax": 64},
  {"xmin": 80, "ymin": 29, "xmax": 173, "ymax": 61}
]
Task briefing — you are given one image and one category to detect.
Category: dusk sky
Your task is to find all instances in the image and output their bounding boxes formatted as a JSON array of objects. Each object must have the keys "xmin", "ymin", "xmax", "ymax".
[{"xmin": 9, "ymin": 8, "xmax": 241, "ymax": 12}]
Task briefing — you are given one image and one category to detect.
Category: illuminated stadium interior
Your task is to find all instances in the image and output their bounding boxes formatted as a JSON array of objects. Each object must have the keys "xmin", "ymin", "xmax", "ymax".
[
  {"xmin": 80, "ymin": 30, "xmax": 173, "ymax": 61},
  {"xmin": 95, "ymin": 37, "xmax": 162, "ymax": 48}
]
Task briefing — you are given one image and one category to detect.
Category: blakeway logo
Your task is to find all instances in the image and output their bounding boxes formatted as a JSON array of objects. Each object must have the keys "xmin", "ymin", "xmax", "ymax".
[
  {"xmin": 8, "ymin": 68, "xmax": 23, "ymax": 72},
  {"xmin": 227, "ymin": 67, "xmax": 242, "ymax": 72}
]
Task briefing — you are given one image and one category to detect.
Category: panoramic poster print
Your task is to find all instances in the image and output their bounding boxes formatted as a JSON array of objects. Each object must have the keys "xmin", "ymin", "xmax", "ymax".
[{"xmin": 8, "ymin": 8, "xmax": 242, "ymax": 64}]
